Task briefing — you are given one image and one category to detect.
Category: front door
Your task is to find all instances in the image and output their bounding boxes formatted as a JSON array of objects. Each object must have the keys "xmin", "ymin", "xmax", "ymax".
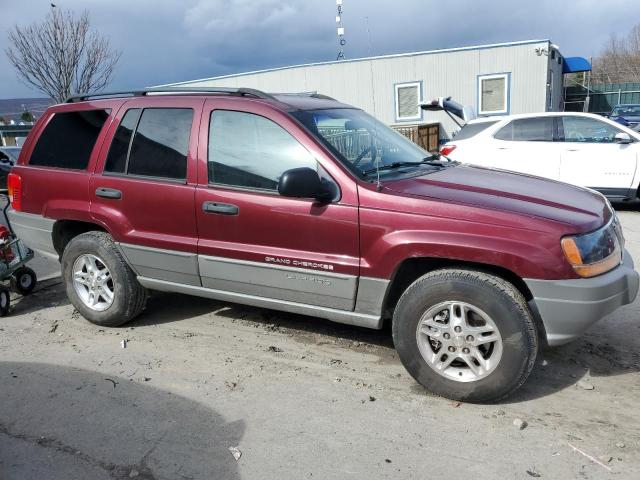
[
  {"xmin": 194, "ymin": 98, "xmax": 360, "ymax": 310},
  {"xmin": 558, "ymin": 115, "xmax": 638, "ymax": 194},
  {"xmin": 90, "ymin": 97, "xmax": 202, "ymax": 285}
]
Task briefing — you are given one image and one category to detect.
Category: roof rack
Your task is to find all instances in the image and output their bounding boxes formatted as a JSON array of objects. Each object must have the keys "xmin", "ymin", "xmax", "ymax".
[
  {"xmin": 271, "ymin": 92, "xmax": 337, "ymax": 101},
  {"xmin": 65, "ymin": 87, "xmax": 275, "ymax": 103}
]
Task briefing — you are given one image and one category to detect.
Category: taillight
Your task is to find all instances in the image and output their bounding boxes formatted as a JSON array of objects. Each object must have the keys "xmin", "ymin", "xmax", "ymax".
[
  {"xmin": 440, "ymin": 145, "xmax": 457, "ymax": 156},
  {"xmin": 7, "ymin": 173, "xmax": 22, "ymax": 211}
]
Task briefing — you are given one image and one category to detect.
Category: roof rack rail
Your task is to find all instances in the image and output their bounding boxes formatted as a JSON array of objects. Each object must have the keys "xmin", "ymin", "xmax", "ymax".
[
  {"xmin": 65, "ymin": 87, "xmax": 275, "ymax": 103},
  {"xmin": 271, "ymin": 91, "xmax": 337, "ymax": 101},
  {"xmin": 309, "ymin": 93, "xmax": 336, "ymax": 100}
]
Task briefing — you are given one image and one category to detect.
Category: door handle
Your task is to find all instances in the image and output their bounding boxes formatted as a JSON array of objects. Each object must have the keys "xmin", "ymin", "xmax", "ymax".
[
  {"xmin": 95, "ymin": 187, "xmax": 122, "ymax": 199},
  {"xmin": 202, "ymin": 201, "xmax": 239, "ymax": 215}
]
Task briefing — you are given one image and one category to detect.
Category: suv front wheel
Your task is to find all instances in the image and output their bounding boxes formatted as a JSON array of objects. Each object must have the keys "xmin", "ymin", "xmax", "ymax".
[
  {"xmin": 62, "ymin": 231, "xmax": 147, "ymax": 327},
  {"xmin": 393, "ymin": 269, "xmax": 538, "ymax": 403}
]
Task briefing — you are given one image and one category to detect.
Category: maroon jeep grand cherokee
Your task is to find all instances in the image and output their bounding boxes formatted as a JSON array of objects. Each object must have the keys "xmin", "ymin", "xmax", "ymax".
[{"xmin": 7, "ymin": 88, "xmax": 639, "ymax": 402}]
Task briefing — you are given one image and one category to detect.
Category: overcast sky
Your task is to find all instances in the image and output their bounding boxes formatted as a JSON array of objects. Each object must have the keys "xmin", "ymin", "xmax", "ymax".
[{"xmin": 1, "ymin": 0, "xmax": 639, "ymax": 99}]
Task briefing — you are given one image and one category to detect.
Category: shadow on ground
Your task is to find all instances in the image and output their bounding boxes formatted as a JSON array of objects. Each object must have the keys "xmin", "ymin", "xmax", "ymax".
[
  {"xmin": 11, "ymin": 277, "xmax": 640, "ymax": 405},
  {"xmin": 503, "ymin": 315, "xmax": 640, "ymax": 403},
  {"xmin": 0, "ymin": 362, "xmax": 244, "ymax": 480},
  {"xmin": 126, "ymin": 292, "xmax": 640, "ymax": 404},
  {"xmin": 129, "ymin": 291, "xmax": 396, "ymax": 349}
]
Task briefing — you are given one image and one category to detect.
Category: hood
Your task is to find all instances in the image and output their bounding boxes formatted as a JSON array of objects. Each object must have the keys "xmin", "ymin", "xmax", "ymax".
[
  {"xmin": 619, "ymin": 115, "xmax": 640, "ymax": 122},
  {"xmin": 383, "ymin": 165, "xmax": 610, "ymax": 232}
]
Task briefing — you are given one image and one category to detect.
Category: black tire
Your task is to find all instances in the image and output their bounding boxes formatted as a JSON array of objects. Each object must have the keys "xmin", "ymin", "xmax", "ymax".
[
  {"xmin": 0, "ymin": 286, "xmax": 10, "ymax": 316},
  {"xmin": 61, "ymin": 231, "xmax": 147, "ymax": 327},
  {"xmin": 392, "ymin": 269, "xmax": 538, "ymax": 403},
  {"xmin": 11, "ymin": 266, "xmax": 37, "ymax": 295}
]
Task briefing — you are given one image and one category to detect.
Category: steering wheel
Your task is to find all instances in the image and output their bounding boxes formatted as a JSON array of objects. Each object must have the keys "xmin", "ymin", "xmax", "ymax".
[
  {"xmin": 353, "ymin": 143, "xmax": 377, "ymax": 167},
  {"xmin": 353, "ymin": 146, "xmax": 372, "ymax": 166}
]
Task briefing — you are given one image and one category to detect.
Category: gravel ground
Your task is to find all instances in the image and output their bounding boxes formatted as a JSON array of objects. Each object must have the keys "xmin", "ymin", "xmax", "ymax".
[{"xmin": 1, "ymin": 209, "xmax": 639, "ymax": 479}]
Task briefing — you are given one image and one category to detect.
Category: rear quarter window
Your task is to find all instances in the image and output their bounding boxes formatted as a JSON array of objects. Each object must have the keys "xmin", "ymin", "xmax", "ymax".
[
  {"xmin": 30, "ymin": 110, "xmax": 110, "ymax": 169},
  {"xmin": 494, "ymin": 117, "xmax": 554, "ymax": 142},
  {"xmin": 453, "ymin": 121, "xmax": 498, "ymax": 140}
]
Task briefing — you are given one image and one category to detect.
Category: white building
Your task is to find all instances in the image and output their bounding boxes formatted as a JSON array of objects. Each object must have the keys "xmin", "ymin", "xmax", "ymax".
[{"xmin": 160, "ymin": 39, "xmax": 572, "ymax": 138}]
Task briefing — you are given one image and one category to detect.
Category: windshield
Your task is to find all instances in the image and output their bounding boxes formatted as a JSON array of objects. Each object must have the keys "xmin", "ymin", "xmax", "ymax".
[
  {"xmin": 0, "ymin": 148, "xmax": 20, "ymax": 163},
  {"xmin": 292, "ymin": 108, "xmax": 441, "ymax": 179},
  {"xmin": 612, "ymin": 105, "xmax": 640, "ymax": 116}
]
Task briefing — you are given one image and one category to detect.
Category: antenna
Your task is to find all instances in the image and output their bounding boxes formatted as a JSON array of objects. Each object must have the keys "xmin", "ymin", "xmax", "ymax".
[{"xmin": 336, "ymin": 0, "xmax": 346, "ymax": 60}]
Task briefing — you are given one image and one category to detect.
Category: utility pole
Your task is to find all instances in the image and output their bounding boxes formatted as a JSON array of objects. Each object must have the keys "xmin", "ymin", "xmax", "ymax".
[{"xmin": 336, "ymin": 0, "xmax": 346, "ymax": 60}]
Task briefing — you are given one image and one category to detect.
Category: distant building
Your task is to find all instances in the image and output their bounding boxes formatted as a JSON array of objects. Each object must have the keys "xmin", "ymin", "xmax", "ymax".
[
  {"xmin": 0, "ymin": 124, "xmax": 33, "ymax": 147},
  {"xmin": 160, "ymin": 39, "xmax": 589, "ymax": 139}
]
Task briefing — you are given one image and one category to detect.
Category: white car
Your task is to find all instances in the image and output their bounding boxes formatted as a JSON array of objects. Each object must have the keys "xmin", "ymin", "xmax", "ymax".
[{"xmin": 441, "ymin": 112, "xmax": 640, "ymax": 201}]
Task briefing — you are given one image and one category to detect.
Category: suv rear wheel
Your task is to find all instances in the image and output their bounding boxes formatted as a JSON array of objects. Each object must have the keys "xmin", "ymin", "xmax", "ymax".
[
  {"xmin": 392, "ymin": 269, "xmax": 538, "ymax": 403},
  {"xmin": 62, "ymin": 231, "xmax": 146, "ymax": 327}
]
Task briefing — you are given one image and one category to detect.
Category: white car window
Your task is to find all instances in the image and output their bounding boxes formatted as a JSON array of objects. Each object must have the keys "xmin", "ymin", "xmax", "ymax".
[
  {"xmin": 494, "ymin": 117, "xmax": 554, "ymax": 142},
  {"xmin": 561, "ymin": 116, "xmax": 621, "ymax": 143},
  {"xmin": 453, "ymin": 121, "xmax": 499, "ymax": 140}
]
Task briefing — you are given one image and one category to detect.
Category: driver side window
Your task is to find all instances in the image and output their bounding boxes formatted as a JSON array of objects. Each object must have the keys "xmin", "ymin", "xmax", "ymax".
[
  {"xmin": 208, "ymin": 110, "xmax": 318, "ymax": 191},
  {"xmin": 561, "ymin": 116, "xmax": 622, "ymax": 143}
]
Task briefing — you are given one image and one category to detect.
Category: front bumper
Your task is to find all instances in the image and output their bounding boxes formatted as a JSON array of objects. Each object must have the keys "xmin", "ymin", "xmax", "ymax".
[{"xmin": 525, "ymin": 249, "xmax": 639, "ymax": 346}]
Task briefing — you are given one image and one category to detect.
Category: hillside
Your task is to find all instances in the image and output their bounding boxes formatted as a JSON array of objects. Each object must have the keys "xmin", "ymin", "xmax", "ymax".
[{"xmin": 0, "ymin": 97, "xmax": 53, "ymax": 122}]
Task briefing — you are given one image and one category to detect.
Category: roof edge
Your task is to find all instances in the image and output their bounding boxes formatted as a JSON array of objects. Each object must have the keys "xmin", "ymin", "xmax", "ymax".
[{"xmin": 154, "ymin": 39, "xmax": 551, "ymax": 87}]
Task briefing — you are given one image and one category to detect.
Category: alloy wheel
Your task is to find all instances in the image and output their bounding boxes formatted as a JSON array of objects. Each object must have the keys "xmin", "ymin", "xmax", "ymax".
[
  {"xmin": 72, "ymin": 254, "xmax": 114, "ymax": 312},
  {"xmin": 416, "ymin": 301, "xmax": 503, "ymax": 382}
]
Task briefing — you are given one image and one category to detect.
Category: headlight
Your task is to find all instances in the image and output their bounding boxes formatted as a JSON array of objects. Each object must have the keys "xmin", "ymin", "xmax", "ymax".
[{"xmin": 561, "ymin": 217, "xmax": 623, "ymax": 278}]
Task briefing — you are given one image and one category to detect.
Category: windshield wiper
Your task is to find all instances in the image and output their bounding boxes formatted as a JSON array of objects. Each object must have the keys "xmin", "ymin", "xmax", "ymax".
[
  {"xmin": 421, "ymin": 153, "xmax": 458, "ymax": 165},
  {"xmin": 362, "ymin": 162, "xmax": 429, "ymax": 176},
  {"xmin": 362, "ymin": 155, "xmax": 457, "ymax": 176}
]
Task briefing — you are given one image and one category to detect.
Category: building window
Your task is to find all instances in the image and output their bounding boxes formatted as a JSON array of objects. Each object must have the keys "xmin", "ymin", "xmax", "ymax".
[
  {"xmin": 394, "ymin": 82, "xmax": 422, "ymax": 122},
  {"xmin": 478, "ymin": 73, "xmax": 510, "ymax": 115}
]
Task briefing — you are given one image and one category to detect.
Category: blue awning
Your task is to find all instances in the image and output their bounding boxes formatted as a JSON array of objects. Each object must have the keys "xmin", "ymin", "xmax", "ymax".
[{"xmin": 563, "ymin": 56, "xmax": 591, "ymax": 74}]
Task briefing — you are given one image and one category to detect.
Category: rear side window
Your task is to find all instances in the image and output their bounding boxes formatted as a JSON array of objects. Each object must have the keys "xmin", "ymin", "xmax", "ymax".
[
  {"xmin": 104, "ymin": 108, "xmax": 193, "ymax": 180},
  {"xmin": 453, "ymin": 121, "xmax": 498, "ymax": 140},
  {"xmin": 208, "ymin": 110, "xmax": 316, "ymax": 191},
  {"xmin": 494, "ymin": 117, "xmax": 554, "ymax": 142},
  {"xmin": 30, "ymin": 110, "xmax": 110, "ymax": 169}
]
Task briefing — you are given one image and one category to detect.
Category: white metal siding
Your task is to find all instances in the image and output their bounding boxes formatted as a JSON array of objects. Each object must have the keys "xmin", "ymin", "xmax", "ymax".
[{"xmin": 167, "ymin": 40, "xmax": 554, "ymax": 138}]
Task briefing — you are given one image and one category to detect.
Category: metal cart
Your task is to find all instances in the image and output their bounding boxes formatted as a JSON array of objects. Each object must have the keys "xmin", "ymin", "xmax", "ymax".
[{"xmin": 0, "ymin": 193, "xmax": 37, "ymax": 316}]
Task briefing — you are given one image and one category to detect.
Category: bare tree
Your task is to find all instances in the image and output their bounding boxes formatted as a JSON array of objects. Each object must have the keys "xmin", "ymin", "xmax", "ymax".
[
  {"xmin": 6, "ymin": 9, "xmax": 121, "ymax": 103},
  {"xmin": 592, "ymin": 24, "xmax": 640, "ymax": 84}
]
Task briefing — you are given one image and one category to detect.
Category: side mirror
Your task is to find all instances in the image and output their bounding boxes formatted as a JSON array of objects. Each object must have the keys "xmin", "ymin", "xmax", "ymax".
[
  {"xmin": 615, "ymin": 132, "xmax": 633, "ymax": 144},
  {"xmin": 278, "ymin": 167, "xmax": 333, "ymax": 202}
]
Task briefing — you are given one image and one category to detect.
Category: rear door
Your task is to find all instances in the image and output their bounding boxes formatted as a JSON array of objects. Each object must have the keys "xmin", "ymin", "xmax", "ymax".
[
  {"xmin": 90, "ymin": 97, "xmax": 202, "ymax": 285},
  {"xmin": 558, "ymin": 115, "xmax": 638, "ymax": 194},
  {"xmin": 194, "ymin": 98, "xmax": 360, "ymax": 310},
  {"xmin": 486, "ymin": 116, "xmax": 562, "ymax": 179}
]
